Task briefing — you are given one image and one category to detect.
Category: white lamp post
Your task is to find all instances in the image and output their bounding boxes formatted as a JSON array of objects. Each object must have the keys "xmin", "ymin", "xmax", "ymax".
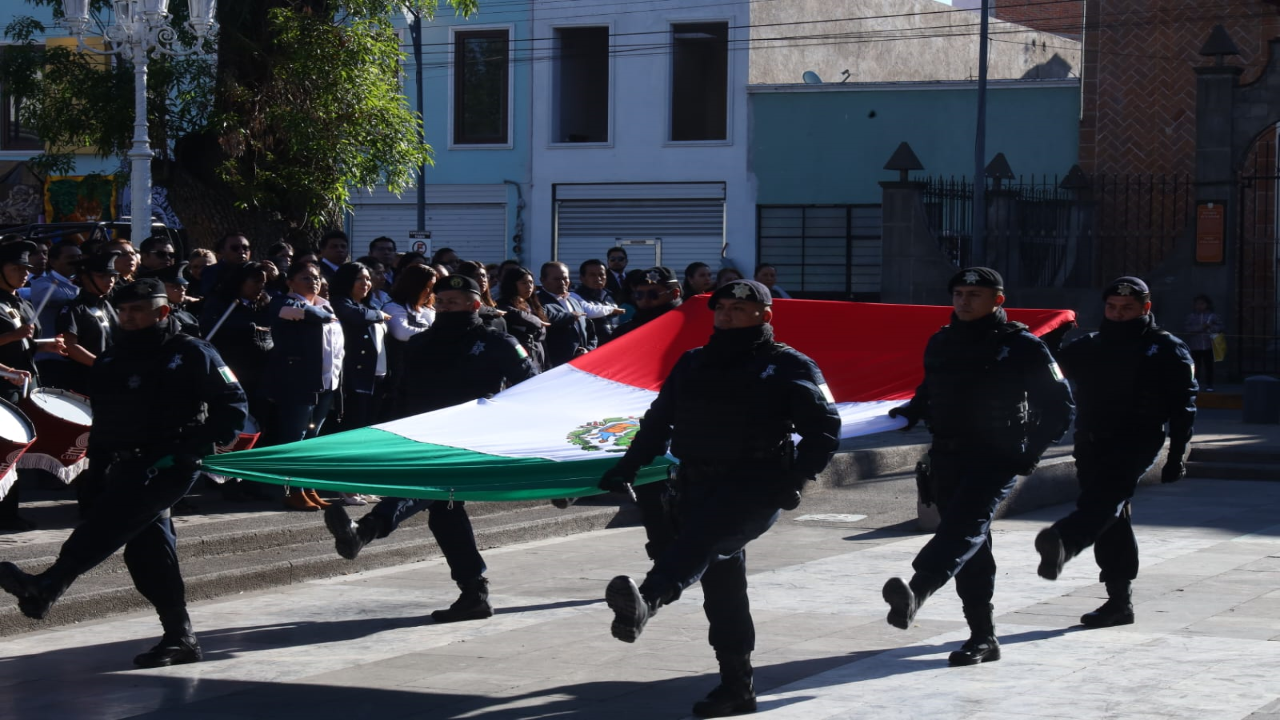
[{"xmin": 60, "ymin": 0, "xmax": 217, "ymax": 246}]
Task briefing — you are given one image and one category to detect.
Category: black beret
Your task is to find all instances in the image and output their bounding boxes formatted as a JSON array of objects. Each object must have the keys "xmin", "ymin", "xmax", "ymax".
[
  {"xmin": 948, "ymin": 267, "xmax": 1004, "ymax": 292},
  {"xmin": 1103, "ymin": 276, "xmax": 1150, "ymax": 301},
  {"xmin": 708, "ymin": 279, "xmax": 773, "ymax": 309},
  {"xmin": 0, "ymin": 240, "xmax": 37, "ymax": 268},
  {"xmin": 635, "ymin": 266, "xmax": 679, "ymax": 287},
  {"xmin": 437, "ymin": 274, "xmax": 480, "ymax": 296},
  {"xmin": 140, "ymin": 262, "xmax": 189, "ymax": 286},
  {"xmin": 71, "ymin": 250, "xmax": 121, "ymax": 276},
  {"xmin": 112, "ymin": 278, "xmax": 167, "ymax": 305}
]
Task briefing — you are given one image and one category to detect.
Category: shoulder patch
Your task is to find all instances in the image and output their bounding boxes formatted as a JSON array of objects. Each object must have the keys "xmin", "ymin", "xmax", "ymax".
[
  {"xmin": 217, "ymin": 366, "xmax": 238, "ymax": 384},
  {"xmin": 513, "ymin": 344, "xmax": 528, "ymax": 359},
  {"xmin": 1049, "ymin": 362, "xmax": 1065, "ymax": 382}
]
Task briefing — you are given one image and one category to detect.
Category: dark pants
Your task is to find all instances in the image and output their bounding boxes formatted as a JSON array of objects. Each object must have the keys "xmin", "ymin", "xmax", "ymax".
[
  {"xmin": 1051, "ymin": 433, "xmax": 1164, "ymax": 585},
  {"xmin": 50, "ymin": 457, "xmax": 198, "ymax": 613},
  {"xmin": 269, "ymin": 390, "xmax": 335, "ymax": 446},
  {"xmin": 339, "ymin": 381, "xmax": 382, "ymax": 433},
  {"xmin": 635, "ymin": 480, "xmax": 677, "ymax": 561},
  {"xmin": 913, "ymin": 451, "xmax": 1018, "ymax": 608},
  {"xmin": 640, "ymin": 466, "xmax": 782, "ymax": 656},
  {"xmin": 367, "ymin": 497, "xmax": 486, "ymax": 582},
  {"xmin": 1191, "ymin": 349, "xmax": 1214, "ymax": 389}
]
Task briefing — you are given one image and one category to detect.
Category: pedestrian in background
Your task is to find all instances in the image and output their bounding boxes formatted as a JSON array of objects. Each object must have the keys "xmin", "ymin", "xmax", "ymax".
[{"xmin": 1182, "ymin": 294, "xmax": 1222, "ymax": 392}]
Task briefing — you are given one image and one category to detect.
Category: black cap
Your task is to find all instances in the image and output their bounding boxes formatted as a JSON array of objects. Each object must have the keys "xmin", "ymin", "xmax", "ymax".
[
  {"xmin": 708, "ymin": 279, "xmax": 773, "ymax": 309},
  {"xmin": 948, "ymin": 266, "xmax": 1004, "ymax": 292},
  {"xmin": 72, "ymin": 250, "xmax": 122, "ymax": 276},
  {"xmin": 1103, "ymin": 276, "xmax": 1150, "ymax": 301},
  {"xmin": 635, "ymin": 266, "xmax": 679, "ymax": 287},
  {"xmin": 112, "ymin": 278, "xmax": 168, "ymax": 305},
  {"xmin": 437, "ymin": 274, "xmax": 480, "ymax": 296},
  {"xmin": 140, "ymin": 262, "xmax": 189, "ymax": 286},
  {"xmin": 0, "ymin": 240, "xmax": 37, "ymax": 268}
]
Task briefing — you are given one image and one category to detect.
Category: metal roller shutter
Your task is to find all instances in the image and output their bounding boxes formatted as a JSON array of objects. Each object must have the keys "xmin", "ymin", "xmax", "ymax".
[
  {"xmin": 554, "ymin": 198, "xmax": 726, "ymax": 275},
  {"xmin": 350, "ymin": 203, "xmax": 508, "ymax": 263}
]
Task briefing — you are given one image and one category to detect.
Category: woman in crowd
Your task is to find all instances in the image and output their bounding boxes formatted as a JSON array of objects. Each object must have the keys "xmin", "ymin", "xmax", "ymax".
[
  {"xmin": 108, "ymin": 240, "xmax": 141, "ymax": 284},
  {"xmin": 1183, "ymin": 294, "xmax": 1224, "ymax": 393},
  {"xmin": 382, "ymin": 264, "xmax": 437, "ymax": 419},
  {"xmin": 186, "ymin": 248, "xmax": 215, "ymax": 287},
  {"xmin": 753, "ymin": 263, "xmax": 790, "ymax": 298},
  {"xmin": 716, "ymin": 267, "xmax": 744, "ymax": 287},
  {"xmin": 682, "ymin": 262, "xmax": 715, "ymax": 299},
  {"xmin": 330, "ymin": 262, "xmax": 389, "ymax": 506},
  {"xmin": 495, "ymin": 266, "xmax": 548, "ymax": 373},
  {"xmin": 265, "ymin": 261, "xmax": 344, "ymax": 511},
  {"xmin": 455, "ymin": 260, "xmax": 507, "ymax": 334},
  {"xmin": 394, "ymin": 251, "xmax": 428, "ymax": 276},
  {"xmin": 356, "ymin": 255, "xmax": 392, "ymax": 310}
]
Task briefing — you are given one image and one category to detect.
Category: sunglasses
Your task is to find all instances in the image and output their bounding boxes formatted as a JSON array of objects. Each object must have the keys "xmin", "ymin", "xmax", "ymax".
[
  {"xmin": 634, "ymin": 288, "xmax": 669, "ymax": 301},
  {"xmin": 229, "ymin": 245, "xmax": 251, "ymax": 252},
  {"xmin": 150, "ymin": 251, "xmax": 174, "ymax": 259}
]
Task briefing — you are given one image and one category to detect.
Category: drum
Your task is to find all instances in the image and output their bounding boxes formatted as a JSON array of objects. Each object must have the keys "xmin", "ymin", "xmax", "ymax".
[
  {"xmin": 18, "ymin": 388, "xmax": 92, "ymax": 483},
  {"xmin": 207, "ymin": 414, "xmax": 260, "ymax": 484},
  {"xmin": 0, "ymin": 399, "xmax": 36, "ymax": 501}
]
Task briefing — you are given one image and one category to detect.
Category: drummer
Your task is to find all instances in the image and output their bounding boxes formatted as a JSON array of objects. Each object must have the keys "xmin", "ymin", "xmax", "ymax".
[
  {"xmin": 140, "ymin": 262, "xmax": 200, "ymax": 336},
  {"xmin": 0, "ymin": 240, "xmax": 69, "ymax": 531},
  {"xmin": 49, "ymin": 251, "xmax": 120, "ymax": 396}
]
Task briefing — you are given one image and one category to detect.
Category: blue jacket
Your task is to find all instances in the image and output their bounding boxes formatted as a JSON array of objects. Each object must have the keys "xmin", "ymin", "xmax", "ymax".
[
  {"xmin": 332, "ymin": 295, "xmax": 384, "ymax": 395},
  {"xmin": 536, "ymin": 289, "xmax": 596, "ymax": 368},
  {"xmin": 265, "ymin": 294, "xmax": 338, "ymax": 405}
]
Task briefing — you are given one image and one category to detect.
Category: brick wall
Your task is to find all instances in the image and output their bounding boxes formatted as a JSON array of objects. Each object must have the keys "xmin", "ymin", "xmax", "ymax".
[
  {"xmin": 1080, "ymin": 0, "xmax": 1280, "ymax": 176},
  {"xmin": 994, "ymin": 0, "xmax": 1086, "ymax": 38}
]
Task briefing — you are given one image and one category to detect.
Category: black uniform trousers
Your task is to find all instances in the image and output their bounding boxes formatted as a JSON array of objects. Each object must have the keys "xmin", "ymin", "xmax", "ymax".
[
  {"xmin": 639, "ymin": 463, "xmax": 782, "ymax": 656},
  {"xmin": 1051, "ymin": 432, "xmax": 1164, "ymax": 584},
  {"xmin": 913, "ymin": 449, "xmax": 1018, "ymax": 608},
  {"xmin": 368, "ymin": 498, "xmax": 486, "ymax": 582},
  {"xmin": 52, "ymin": 456, "xmax": 197, "ymax": 612}
]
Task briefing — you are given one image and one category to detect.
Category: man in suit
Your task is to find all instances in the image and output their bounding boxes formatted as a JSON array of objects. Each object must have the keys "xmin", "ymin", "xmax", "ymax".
[
  {"xmin": 605, "ymin": 246, "xmax": 630, "ymax": 306},
  {"xmin": 318, "ymin": 230, "xmax": 350, "ymax": 281},
  {"xmin": 537, "ymin": 261, "xmax": 596, "ymax": 368}
]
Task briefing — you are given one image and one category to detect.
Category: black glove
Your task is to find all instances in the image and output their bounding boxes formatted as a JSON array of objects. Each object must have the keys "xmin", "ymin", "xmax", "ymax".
[
  {"xmin": 1162, "ymin": 445, "xmax": 1187, "ymax": 484},
  {"xmin": 599, "ymin": 463, "xmax": 639, "ymax": 501},
  {"xmin": 888, "ymin": 405, "xmax": 919, "ymax": 431},
  {"xmin": 149, "ymin": 454, "xmax": 203, "ymax": 474},
  {"xmin": 915, "ymin": 458, "xmax": 934, "ymax": 508},
  {"xmin": 774, "ymin": 473, "xmax": 811, "ymax": 511}
]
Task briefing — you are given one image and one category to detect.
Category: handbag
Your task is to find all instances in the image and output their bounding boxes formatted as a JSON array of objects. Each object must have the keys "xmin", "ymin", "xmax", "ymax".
[{"xmin": 1211, "ymin": 333, "xmax": 1227, "ymax": 363}]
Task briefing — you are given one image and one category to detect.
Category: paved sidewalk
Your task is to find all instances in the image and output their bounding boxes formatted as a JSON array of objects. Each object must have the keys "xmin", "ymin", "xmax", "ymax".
[{"xmin": 1, "ymin": 476, "xmax": 1278, "ymax": 720}]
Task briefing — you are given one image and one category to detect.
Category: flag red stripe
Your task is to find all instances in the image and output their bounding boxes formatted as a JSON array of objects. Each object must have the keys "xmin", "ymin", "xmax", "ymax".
[{"xmin": 570, "ymin": 299, "xmax": 1076, "ymax": 402}]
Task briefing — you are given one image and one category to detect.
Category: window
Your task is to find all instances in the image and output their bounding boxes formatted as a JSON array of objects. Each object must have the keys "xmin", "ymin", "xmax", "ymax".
[
  {"xmin": 453, "ymin": 29, "xmax": 509, "ymax": 145},
  {"xmin": 757, "ymin": 205, "xmax": 883, "ymax": 300},
  {"xmin": 553, "ymin": 27, "xmax": 609, "ymax": 144},
  {"xmin": 670, "ymin": 22, "xmax": 728, "ymax": 142}
]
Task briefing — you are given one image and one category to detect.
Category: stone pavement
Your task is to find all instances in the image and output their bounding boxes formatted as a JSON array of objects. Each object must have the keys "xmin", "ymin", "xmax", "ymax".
[{"xmin": 1, "ymin": 476, "xmax": 1278, "ymax": 719}]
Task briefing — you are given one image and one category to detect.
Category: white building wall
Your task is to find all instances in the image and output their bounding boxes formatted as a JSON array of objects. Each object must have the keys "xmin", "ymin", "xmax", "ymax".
[{"xmin": 527, "ymin": 0, "xmax": 754, "ymax": 275}]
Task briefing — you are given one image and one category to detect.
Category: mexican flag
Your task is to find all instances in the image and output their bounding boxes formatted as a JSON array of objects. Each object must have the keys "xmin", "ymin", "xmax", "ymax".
[{"xmin": 201, "ymin": 300, "xmax": 1075, "ymax": 501}]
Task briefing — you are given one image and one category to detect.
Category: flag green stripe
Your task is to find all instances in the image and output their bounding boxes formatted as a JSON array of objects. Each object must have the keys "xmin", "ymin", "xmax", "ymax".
[{"xmin": 201, "ymin": 427, "xmax": 671, "ymax": 501}]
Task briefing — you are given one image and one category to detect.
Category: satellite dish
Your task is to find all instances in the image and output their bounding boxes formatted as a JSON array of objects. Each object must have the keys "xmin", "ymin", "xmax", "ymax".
[{"xmin": 802, "ymin": 70, "xmax": 823, "ymax": 85}]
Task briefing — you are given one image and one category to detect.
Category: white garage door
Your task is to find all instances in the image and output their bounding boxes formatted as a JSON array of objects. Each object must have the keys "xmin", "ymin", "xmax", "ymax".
[{"xmin": 350, "ymin": 203, "xmax": 508, "ymax": 263}]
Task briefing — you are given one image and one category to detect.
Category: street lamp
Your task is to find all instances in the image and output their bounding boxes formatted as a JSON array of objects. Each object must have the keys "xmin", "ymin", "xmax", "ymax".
[{"xmin": 60, "ymin": 0, "xmax": 217, "ymax": 246}]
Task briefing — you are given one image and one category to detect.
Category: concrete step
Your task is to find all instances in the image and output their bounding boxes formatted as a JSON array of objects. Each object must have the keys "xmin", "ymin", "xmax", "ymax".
[
  {"xmin": 1185, "ymin": 462, "xmax": 1278, "ymax": 481},
  {"xmin": 0, "ymin": 497, "xmax": 637, "ymax": 637},
  {"xmin": 1197, "ymin": 391, "xmax": 1243, "ymax": 411},
  {"xmin": 1189, "ymin": 446, "xmax": 1280, "ymax": 465}
]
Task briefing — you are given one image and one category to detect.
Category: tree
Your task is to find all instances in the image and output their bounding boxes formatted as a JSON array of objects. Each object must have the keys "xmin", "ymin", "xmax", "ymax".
[{"xmin": 0, "ymin": 0, "xmax": 477, "ymax": 248}]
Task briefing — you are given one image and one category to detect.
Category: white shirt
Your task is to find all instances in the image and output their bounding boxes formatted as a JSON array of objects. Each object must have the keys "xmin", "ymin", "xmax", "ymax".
[
  {"xmin": 290, "ymin": 292, "xmax": 344, "ymax": 391},
  {"xmin": 569, "ymin": 292, "xmax": 617, "ymax": 320},
  {"xmin": 385, "ymin": 301, "xmax": 435, "ymax": 342}
]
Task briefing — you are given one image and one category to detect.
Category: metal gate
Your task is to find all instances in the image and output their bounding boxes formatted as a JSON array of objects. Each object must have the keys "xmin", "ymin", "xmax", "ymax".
[{"xmin": 1238, "ymin": 167, "xmax": 1280, "ymax": 375}]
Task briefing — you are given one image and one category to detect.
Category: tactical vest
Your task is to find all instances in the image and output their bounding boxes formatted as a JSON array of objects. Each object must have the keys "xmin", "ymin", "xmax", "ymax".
[
  {"xmin": 1074, "ymin": 329, "xmax": 1176, "ymax": 435},
  {"xmin": 924, "ymin": 322, "xmax": 1029, "ymax": 450},
  {"xmin": 667, "ymin": 342, "xmax": 797, "ymax": 465}
]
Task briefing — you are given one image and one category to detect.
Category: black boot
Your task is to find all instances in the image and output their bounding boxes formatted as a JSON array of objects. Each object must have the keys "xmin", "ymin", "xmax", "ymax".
[
  {"xmin": 134, "ymin": 608, "xmax": 202, "ymax": 668},
  {"xmin": 949, "ymin": 604, "xmax": 1001, "ymax": 666},
  {"xmin": 0, "ymin": 562, "xmax": 67, "ymax": 620},
  {"xmin": 882, "ymin": 573, "xmax": 937, "ymax": 630},
  {"xmin": 324, "ymin": 505, "xmax": 380, "ymax": 560},
  {"xmin": 606, "ymin": 575, "xmax": 668, "ymax": 643},
  {"xmin": 692, "ymin": 652, "xmax": 757, "ymax": 718},
  {"xmin": 1081, "ymin": 582, "xmax": 1134, "ymax": 628},
  {"xmin": 1035, "ymin": 527, "xmax": 1067, "ymax": 580},
  {"xmin": 431, "ymin": 577, "xmax": 494, "ymax": 623}
]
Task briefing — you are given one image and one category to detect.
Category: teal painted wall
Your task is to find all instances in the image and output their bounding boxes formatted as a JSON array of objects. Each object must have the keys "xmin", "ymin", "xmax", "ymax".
[{"xmin": 751, "ymin": 83, "xmax": 1080, "ymax": 205}]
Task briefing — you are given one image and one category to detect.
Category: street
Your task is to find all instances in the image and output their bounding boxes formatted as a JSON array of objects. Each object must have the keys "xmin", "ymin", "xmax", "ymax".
[{"xmin": 1, "ymin": 477, "xmax": 1278, "ymax": 720}]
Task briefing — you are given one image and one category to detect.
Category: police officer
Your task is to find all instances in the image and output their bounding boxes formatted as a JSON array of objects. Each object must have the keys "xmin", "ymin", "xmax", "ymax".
[
  {"xmin": 610, "ymin": 266, "xmax": 683, "ymax": 341},
  {"xmin": 882, "ymin": 267, "xmax": 1074, "ymax": 666},
  {"xmin": 0, "ymin": 278, "xmax": 248, "ymax": 667},
  {"xmin": 1035, "ymin": 277, "xmax": 1196, "ymax": 627},
  {"xmin": 600, "ymin": 279, "xmax": 840, "ymax": 718},
  {"xmin": 324, "ymin": 274, "xmax": 537, "ymax": 623},
  {"xmin": 0, "ymin": 240, "xmax": 69, "ymax": 531},
  {"xmin": 140, "ymin": 261, "xmax": 200, "ymax": 336},
  {"xmin": 50, "ymin": 250, "xmax": 120, "ymax": 395}
]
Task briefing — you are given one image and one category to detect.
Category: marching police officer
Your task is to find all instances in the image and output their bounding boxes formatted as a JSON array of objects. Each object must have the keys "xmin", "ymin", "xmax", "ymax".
[
  {"xmin": 883, "ymin": 267, "xmax": 1074, "ymax": 666},
  {"xmin": 50, "ymin": 250, "xmax": 120, "ymax": 395},
  {"xmin": 0, "ymin": 278, "xmax": 248, "ymax": 667},
  {"xmin": 140, "ymin": 261, "xmax": 200, "ymax": 336},
  {"xmin": 324, "ymin": 274, "xmax": 537, "ymax": 623},
  {"xmin": 600, "ymin": 279, "xmax": 841, "ymax": 718},
  {"xmin": 1035, "ymin": 277, "xmax": 1196, "ymax": 627}
]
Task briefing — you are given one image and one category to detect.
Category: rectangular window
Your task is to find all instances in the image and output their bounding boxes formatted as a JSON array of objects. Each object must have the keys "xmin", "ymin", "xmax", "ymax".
[
  {"xmin": 453, "ymin": 29, "xmax": 509, "ymax": 145},
  {"xmin": 757, "ymin": 205, "xmax": 883, "ymax": 300},
  {"xmin": 670, "ymin": 22, "xmax": 728, "ymax": 142},
  {"xmin": 553, "ymin": 26, "xmax": 610, "ymax": 144}
]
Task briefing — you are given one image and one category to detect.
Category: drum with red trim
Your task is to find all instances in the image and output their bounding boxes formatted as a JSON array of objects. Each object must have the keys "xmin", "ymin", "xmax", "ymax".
[
  {"xmin": 18, "ymin": 388, "xmax": 92, "ymax": 483},
  {"xmin": 0, "ymin": 398, "xmax": 36, "ymax": 501}
]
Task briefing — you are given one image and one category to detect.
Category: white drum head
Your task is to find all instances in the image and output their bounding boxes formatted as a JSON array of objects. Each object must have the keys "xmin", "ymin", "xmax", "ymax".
[
  {"xmin": 30, "ymin": 390, "xmax": 92, "ymax": 426},
  {"xmin": 0, "ymin": 404, "xmax": 33, "ymax": 443}
]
